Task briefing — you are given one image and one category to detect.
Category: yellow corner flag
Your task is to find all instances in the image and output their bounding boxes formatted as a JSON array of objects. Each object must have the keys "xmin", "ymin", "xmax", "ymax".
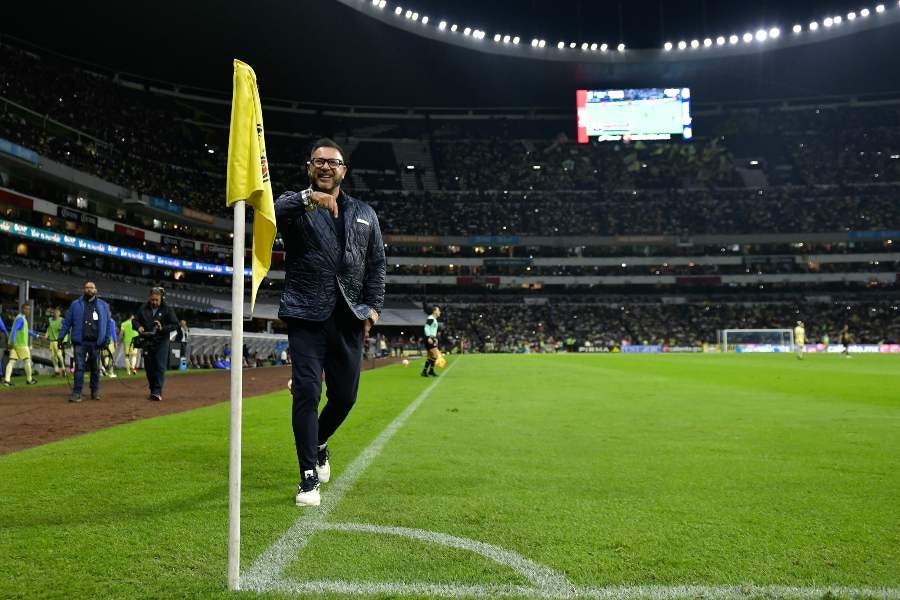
[{"xmin": 226, "ymin": 59, "xmax": 276, "ymax": 313}]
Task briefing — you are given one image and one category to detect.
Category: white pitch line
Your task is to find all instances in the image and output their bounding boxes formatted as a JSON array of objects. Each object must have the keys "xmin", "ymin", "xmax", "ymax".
[
  {"xmin": 317, "ymin": 521, "xmax": 573, "ymax": 594},
  {"xmin": 241, "ymin": 359, "xmax": 461, "ymax": 591},
  {"xmin": 257, "ymin": 579, "xmax": 900, "ymax": 599}
]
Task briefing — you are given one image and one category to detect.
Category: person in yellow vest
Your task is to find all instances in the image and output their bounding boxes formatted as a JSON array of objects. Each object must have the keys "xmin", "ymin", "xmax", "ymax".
[
  {"xmin": 46, "ymin": 308, "xmax": 65, "ymax": 376},
  {"xmin": 793, "ymin": 320, "xmax": 806, "ymax": 360},
  {"xmin": 3, "ymin": 303, "xmax": 38, "ymax": 386},
  {"xmin": 120, "ymin": 315, "xmax": 139, "ymax": 375}
]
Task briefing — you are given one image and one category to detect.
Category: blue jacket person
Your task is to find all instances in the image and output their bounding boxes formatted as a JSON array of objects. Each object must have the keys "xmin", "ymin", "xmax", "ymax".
[{"xmin": 59, "ymin": 281, "xmax": 112, "ymax": 402}]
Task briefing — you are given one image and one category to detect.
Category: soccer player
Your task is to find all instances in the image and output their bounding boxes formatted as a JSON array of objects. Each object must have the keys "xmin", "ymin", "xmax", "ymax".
[
  {"xmin": 46, "ymin": 308, "xmax": 65, "ymax": 376},
  {"xmin": 3, "ymin": 303, "xmax": 38, "ymax": 386},
  {"xmin": 840, "ymin": 324, "xmax": 852, "ymax": 358},
  {"xmin": 422, "ymin": 305, "xmax": 441, "ymax": 377},
  {"xmin": 793, "ymin": 320, "xmax": 806, "ymax": 360},
  {"xmin": 120, "ymin": 315, "xmax": 139, "ymax": 375}
]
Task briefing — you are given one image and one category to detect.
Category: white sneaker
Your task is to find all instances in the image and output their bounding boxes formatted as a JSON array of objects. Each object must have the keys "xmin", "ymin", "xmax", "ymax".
[
  {"xmin": 316, "ymin": 447, "xmax": 331, "ymax": 483},
  {"xmin": 295, "ymin": 471, "xmax": 321, "ymax": 506}
]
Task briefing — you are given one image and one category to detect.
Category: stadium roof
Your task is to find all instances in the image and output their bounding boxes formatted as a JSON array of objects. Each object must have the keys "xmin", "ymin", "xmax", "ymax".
[{"xmin": 4, "ymin": 0, "xmax": 900, "ymax": 107}]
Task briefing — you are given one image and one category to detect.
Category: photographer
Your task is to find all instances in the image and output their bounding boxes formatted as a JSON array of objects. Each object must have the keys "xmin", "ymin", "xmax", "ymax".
[{"xmin": 132, "ymin": 287, "xmax": 178, "ymax": 401}]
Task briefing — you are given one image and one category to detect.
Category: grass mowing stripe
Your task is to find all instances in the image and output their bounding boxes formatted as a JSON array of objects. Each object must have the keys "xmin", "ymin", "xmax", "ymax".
[
  {"xmin": 323, "ymin": 354, "xmax": 899, "ymax": 591},
  {"xmin": 241, "ymin": 359, "xmax": 461, "ymax": 591}
]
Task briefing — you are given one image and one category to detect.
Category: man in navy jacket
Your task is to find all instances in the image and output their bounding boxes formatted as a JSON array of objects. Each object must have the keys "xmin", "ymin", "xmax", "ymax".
[
  {"xmin": 59, "ymin": 281, "xmax": 111, "ymax": 402},
  {"xmin": 276, "ymin": 138, "xmax": 385, "ymax": 506}
]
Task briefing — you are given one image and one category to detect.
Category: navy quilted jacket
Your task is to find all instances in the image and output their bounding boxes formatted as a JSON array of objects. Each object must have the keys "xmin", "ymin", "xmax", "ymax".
[{"xmin": 275, "ymin": 190, "xmax": 386, "ymax": 321}]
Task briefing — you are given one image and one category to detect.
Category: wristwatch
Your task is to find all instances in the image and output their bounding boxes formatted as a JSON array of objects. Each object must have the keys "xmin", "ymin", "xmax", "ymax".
[{"xmin": 300, "ymin": 188, "xmax": 316, "ymax": 212}]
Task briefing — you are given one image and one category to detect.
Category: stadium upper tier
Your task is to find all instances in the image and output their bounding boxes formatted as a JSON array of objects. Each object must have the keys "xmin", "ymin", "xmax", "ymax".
[{"xmin": 1, "ymin": 40, "xmax": 900, "ymax": 226}]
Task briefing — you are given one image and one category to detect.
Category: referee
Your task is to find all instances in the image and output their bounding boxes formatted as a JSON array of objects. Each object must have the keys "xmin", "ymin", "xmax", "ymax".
[
  {"xmin": 421, "ymin": 304, "xmax": 441, "ymax": 377},
  {"xmin": 275, "ymin": 138, "xmax": 385, "ymax": 507}
]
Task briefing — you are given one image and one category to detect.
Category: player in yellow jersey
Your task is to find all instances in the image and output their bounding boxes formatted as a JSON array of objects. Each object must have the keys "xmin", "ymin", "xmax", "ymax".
[{"xmin": 793, "ymin": 320, "xmax": 806, "ymax": 360}]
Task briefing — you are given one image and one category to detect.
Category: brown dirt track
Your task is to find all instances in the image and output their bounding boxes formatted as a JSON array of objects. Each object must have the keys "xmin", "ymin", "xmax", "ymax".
[{"xmin": 0, "ymin": 357, "xmax": 400, "ymax": 455}]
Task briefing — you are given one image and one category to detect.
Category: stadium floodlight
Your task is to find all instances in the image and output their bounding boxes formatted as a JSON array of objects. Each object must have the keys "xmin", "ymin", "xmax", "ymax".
[
  {"xmin": 769, "ymin": 27, "xmax": 780, "ymax": 38},
  {"xmin": 847, "ymin": 11, "xmax": 856, "ymax": 19},
  {"xmin": 464, "ymin": 27, "xmax": 471, "ymax": 35},
  {"xmin": 493, "ymin": 33, "xmax": 501, "ymax": 42},
  {"xmin": 378, "ymin": 0, "xmax": 386, "ymax": 7},
  {"xmin": 876, "ymin": 3, "xmax": 885, "ymax": 12},
  {"xmin": 438, "ymin": 20, "xmax": 446, "ymax": 29},
  {"xmin": 558, "ymin": 41, "xmax": 565, "ymax": 49},
  {"xmin": 512, "ymin": 36, "xmax": 520, "ymax": 44},
  {"xmin": 581, "ymin": 42, "xmax": 588, "ymax": 50},
  {"xmin": 793, "ymin": 23, "xmax": 802, "ymax": 32},
  {"xmin": 809, "ymin": 21, "xmax": 819, "ymax": 30},
  {"xmin": 450, "ymin": 23, "xmax": 457, "ymax": 31},
  {"xmin": 404, "ymin": 9, "xmax": 411, "ymax": 18},
  {"xmin": 590, "ymin": 42, "xmax": 598, "ymax": 50},
  {"xmin": 824, "ymin": 17, "xmax": 833, "ymax": 27},
  {"xmin": 570, "ymin": 42, "xmax": 577, "ymax": 48},
  {"xmin": 601, "ymin": 43, "xmax": 609, "ymax": 51},
  {"xmin": 412, "ymin": 12, "xmax": 419, "ymax": 21},
  {"xmin": 617, "ymin": 43, "xmax": 625, "ymax": 51},
  {"xmin": 690, "ymin": 39, "xmax": 700, "ymax": 48},
  {"xmin": 371, "ymin": 0, "xmax": 378, "ymax": 6},
  {"xmin": 664, "ymin": 41, "xmax": 673, "ymax": 51},
  {"xmin": 833, "ymin": 15, "xmax": 842, "ymax": 24},
  {"xmin": 539, "ymin": 39, "xmax": 546, "ymax": 47},
  {"xmin": 678, "ymin": 40, "xmax": 687, "ymax": 50},
  {"xmin": 394, "ymin": 6, "xmax": 402, "ymax": 15},
  {"xmin": 531, "ymin": 38, "xmax": 539, "ymax": 47},
  {"xmin": 860, "ymin": 8, "xmax": 870, "ymax": 17},
  {"xmin": 729, "ymin": 34, "xmax": 739, "ymax": 44},
  {"xmin": 503, "ymin": 34, "xmax": 511, "ymax": 43},
  {"xmin": 703, "ymin": 37, "xmax": 713, "ymax": 47},
  {"xmin": 755, "ymin": 29, "xmax": 767, "ymax": 41},
  {"xmin": 743, "ymin": 32, "xmax": 753, "ymax": 42},
  {"xmin": 421, "ymin": 16, "xmax": 428, "ymax": 24}
]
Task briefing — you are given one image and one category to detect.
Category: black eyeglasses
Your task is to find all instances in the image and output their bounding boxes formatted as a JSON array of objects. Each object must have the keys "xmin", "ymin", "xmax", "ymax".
[{"xmin": 308, "ymin": 158, "xmax": 346, "ymax": 169}]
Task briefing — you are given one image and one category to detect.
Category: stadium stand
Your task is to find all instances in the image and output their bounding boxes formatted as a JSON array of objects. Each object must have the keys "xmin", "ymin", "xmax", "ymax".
[{"xmin": 1, "ymin": 37, "xmax": 898, "ymax": 352}]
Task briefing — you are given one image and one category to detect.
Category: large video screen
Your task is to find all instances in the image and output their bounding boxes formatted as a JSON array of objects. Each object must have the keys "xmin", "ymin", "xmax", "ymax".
[{"xmin": 576, "ymin": 88, "xmax": 692, "ymax": 143}]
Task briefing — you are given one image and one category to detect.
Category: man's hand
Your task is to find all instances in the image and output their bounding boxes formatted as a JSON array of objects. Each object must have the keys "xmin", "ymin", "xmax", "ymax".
[
  {"xmin": 310, "ymin": 191, "xmax": 339, "ymax": 218},
  {"xmin": 138, "ymin": 326, "xmax": 145, "ymax": 333},
  {"xmin": 365, "ymin": 308, "xmax": 378, "ymax": 337},
  {"xmin": 153, "ymin": 320, "xmax": 162, "ymax": 331}
]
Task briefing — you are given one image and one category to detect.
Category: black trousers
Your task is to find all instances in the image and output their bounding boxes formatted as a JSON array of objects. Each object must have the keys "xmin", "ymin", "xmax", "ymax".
[
  {"xmin": 287, "ymin": 300, "xmax": 364, "ymax": 474},
  {"xmin": 144, "ymin": 340, "xmax": 170, "ymax": 396},
  {"xmin": 73, "ymin": 342, "xmax": 101, "ymax": 395}
]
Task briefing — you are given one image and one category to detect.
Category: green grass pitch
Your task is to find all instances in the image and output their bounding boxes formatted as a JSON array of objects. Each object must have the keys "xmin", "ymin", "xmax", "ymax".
[{"xmin": 1, "ymin": 354, "xmax": 898, "ymax": 599}]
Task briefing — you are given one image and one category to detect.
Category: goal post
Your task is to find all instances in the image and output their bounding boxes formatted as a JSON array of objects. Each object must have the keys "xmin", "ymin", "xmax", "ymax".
[{"xmin": 718, "ymin": 329, "xmax": 794, "ymax": 353}]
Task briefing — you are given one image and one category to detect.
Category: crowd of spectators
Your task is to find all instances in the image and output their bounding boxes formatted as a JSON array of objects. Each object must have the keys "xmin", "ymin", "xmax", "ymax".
[
  {"xmin": 3, "ymin": 40, "xmax": 900, "ymax": 233},
  {"xmin": 369, "ymin": 185, "xmax": 900, "ymax": 237},
  {"xmin": 430, "ymin": 301, "xmax": 900, "ymax": 350}
]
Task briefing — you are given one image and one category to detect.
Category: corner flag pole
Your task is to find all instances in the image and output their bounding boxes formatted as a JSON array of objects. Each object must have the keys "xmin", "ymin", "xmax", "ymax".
[{"xmin": 227, "ymin": 200, "xmax": 246, "ymax": 590}]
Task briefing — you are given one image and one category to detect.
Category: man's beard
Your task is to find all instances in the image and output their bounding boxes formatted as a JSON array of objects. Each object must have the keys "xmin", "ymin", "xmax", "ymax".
[
  {"xmin": 84, "ymin": 293, "xmax": 96, "ymax": 300},
  {"xmin": 312, "ymin": 173, "xmax": 342, "ymax": 194}
]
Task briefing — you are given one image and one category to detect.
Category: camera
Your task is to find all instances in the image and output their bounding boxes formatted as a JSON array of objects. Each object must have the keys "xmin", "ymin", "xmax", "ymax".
[{"xmin": 133, "ymin": 331, "xmax": 158, "ymax": 350}]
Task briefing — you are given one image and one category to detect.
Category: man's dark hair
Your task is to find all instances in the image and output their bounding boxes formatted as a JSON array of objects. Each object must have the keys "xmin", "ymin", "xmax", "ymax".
[{"xmin": 310, "ymin": 137, "xmax": 346, "ymax": 162}]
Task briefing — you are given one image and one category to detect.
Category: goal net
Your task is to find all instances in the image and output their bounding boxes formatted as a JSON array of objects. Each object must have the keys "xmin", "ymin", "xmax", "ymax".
[{"xmin": 718, "ymin": 329, "xmax": 794, "ymax": 353}]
